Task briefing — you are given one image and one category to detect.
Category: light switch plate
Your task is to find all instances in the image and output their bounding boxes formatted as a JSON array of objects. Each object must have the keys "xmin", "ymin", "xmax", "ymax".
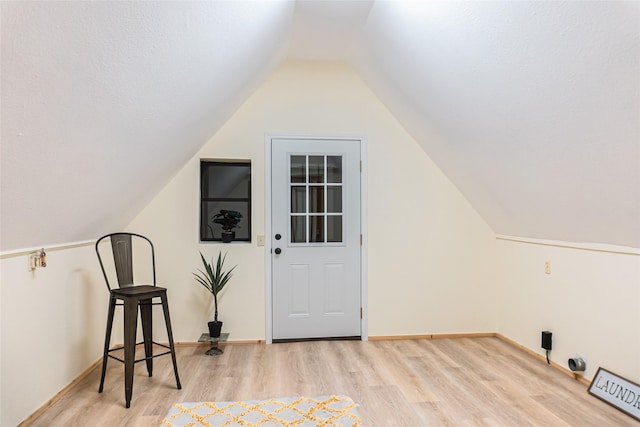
[{"xmin": 257, "ymin": 235, "xmax": 265, "ymax": 246}]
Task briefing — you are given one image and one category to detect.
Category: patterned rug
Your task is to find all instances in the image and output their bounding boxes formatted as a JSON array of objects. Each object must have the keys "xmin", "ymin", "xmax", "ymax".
[{"xmin": 161, "ymin": 395, "xmax": 361, "ymax": 426}]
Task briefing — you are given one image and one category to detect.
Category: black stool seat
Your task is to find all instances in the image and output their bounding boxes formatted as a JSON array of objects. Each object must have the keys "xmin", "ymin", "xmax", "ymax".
[
  {"xmin": 96, "ymin": 233, "xmax": 181, "ymax": 408},
  {"xmin": 112, "ymin": 284, "xmax": 165, "ymax": 297}
]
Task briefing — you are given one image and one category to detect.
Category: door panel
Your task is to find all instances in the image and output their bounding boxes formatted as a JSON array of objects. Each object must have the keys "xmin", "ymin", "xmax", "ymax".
[
  {"xmin": 289, "ymin": 264, "xmax": 310, "ymax": 316},
  {"xmin": 324, "ymin": 263, "xmax": 346, "ymax": 314},
  {"xmin": 271, "ymin": 138, "xmax": 361, "ymax": 340}
]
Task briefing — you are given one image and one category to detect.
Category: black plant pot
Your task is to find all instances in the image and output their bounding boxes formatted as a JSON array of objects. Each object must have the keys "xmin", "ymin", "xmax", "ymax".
[
  {"xmin": 208, "ymin": 321, "xmax": 223, "ymax": 338},
  {"xmin": 221, "ymin": 231, "xmax": 234, "ymax": 243}
]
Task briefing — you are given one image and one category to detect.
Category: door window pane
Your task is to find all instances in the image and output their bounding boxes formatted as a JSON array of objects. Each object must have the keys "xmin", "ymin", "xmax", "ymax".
[
  {"xmin": 309, "ymin": 186, "xmax": 324, "ymax": 213},
  {"xmin": 327, "ymin": 187, "xmax": 342, "ymax": 213},
  {"xmin": 291, "ymin": 186, "xmax": 306, "ymax": 213},
  {"xmin": 309, "ymin": 216, "xmax": 324, "ymax": 243},
  {"xmin": 291, "ymin": 216, "xmax": 306, "ymax": 243},
  {"xmin": 308, "ymin": 156, "xmax": 324, "ymax": 183},
  {"xmin": 327, "ymin": 216, "xmax": 343, "ymax": 243},
  {"xmin": 327, "ymin": 156, "xmax": 342, "ymax": 183},
  {"xmin": 290, "ymin": 155, "xmax": 306, "ymax": 183}
]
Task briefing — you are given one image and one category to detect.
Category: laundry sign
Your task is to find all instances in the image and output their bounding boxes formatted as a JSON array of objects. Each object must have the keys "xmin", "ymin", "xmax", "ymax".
[{"xmin": 588, "ymin": 367, "xmax": 640, "ymax": 421}]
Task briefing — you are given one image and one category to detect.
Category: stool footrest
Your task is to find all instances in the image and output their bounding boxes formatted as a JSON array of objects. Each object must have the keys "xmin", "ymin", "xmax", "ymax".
[{"xmin": 106, "ymin": 341, "xmax": 173, "ymax": 364}]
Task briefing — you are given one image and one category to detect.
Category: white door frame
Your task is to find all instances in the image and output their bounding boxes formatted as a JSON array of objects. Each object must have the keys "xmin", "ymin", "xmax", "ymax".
[{"xmin": 265, "ymin": 133, "xmax": 368, "ymax": 344}]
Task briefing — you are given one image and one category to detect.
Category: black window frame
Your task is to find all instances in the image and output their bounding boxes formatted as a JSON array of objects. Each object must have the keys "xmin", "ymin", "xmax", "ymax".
[{"xmin": 199, "ymin": 160, "xmax": 252, "ymax": 242}]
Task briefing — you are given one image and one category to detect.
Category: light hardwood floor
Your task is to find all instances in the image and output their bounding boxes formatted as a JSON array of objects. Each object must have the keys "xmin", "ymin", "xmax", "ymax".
[{"xmin": 26, "ymin": 337, "xmax": 639, "ymax": 426}]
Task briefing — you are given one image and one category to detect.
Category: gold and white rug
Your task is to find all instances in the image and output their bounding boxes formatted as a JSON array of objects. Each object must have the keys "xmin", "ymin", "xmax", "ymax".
[{"xmin": 161, "ymin": 395, "xmax": 361, "ymax": 427}]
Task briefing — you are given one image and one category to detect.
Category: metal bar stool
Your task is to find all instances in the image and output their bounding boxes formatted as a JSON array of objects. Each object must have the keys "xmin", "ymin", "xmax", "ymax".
[{"xmin": 95, "ymin": 232, "xmax": 181, "ymax": 408}]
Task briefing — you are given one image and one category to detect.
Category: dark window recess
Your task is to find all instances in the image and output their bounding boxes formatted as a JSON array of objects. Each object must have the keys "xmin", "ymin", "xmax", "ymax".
[{"xmin": 200, "ymin": 161, "xmax": 251, "ymax": 242}]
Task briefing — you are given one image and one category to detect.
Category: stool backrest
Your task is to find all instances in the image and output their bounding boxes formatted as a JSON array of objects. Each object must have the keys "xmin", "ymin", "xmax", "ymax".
[{"xmin": 96, "ymin": 232, "xmax": 156, "ymax": 290}]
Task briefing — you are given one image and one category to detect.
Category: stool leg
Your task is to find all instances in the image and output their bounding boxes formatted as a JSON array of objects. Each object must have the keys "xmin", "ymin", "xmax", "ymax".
[
  {"xmin": 140, "ymin": 298, "xmax": 153, "ymax": 377},
  {"xmin": 160, "ymin": 294, "xmax": 181, "ymax": 389},
  {"xmin": 99, "ymin": 294, "xmax": 117, "ymax": 393},
  {"xmin": 124, "ymin": 297, "xmax": 138, "ymax": 408}
]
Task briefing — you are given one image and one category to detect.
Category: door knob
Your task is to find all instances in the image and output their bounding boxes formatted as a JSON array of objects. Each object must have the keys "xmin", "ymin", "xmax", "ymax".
[
  {"xmin": 274, "ymin": 248, "xmax": 282, "ymax": 254},
  {"xmin": 275, "ymin": 233, "xmax": 282, "ymax": 240}
]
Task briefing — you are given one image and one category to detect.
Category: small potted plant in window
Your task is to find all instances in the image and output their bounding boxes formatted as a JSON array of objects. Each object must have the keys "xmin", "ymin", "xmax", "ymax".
[
  {"xmin": 193, "ymin": 251, "xmax": 236, "ymax": 338},
  {"xmin": 212, "ymin": 209, "xmax": 242, "ymax": 243}
]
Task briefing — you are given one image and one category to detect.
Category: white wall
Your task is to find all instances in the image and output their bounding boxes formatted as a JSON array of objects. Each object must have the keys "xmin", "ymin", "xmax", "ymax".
[
  {"xmin": 128, "ymin": 61, "xmax": 498, "ymax": 342},
  {"xmin": 0, "ymin": 244, "xmax": 109, "ymax": 426},
  {"xmin": 496, "ymin": 238, "xmax": 640, "ymax": 381}
]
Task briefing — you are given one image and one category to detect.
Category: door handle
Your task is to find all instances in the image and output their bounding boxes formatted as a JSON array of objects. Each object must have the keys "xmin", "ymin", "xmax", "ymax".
[
  {"xmin": 274, "ymin": 248, "xmax": 282, "ymax": 255},
  {"xmin": 275, "ymin": 233, "xmax": 282, "ymax": 240}
]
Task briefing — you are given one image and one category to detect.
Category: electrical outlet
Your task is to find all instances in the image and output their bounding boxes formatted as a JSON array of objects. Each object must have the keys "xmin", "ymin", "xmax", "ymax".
[{"xmin": 545, "ymin": 261, "xmax": 551, "ymax": 274}]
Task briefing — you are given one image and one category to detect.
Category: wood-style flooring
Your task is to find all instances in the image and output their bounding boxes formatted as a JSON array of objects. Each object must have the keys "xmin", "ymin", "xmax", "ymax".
[{"xmin": 25, "ymin": 337, "xmax": 639, "ymax": 426}]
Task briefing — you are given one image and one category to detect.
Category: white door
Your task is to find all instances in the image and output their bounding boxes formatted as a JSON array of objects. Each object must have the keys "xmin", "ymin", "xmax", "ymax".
[{"xmin": 271, "ymin": 138, "xmax": 361, "ymax": 340}]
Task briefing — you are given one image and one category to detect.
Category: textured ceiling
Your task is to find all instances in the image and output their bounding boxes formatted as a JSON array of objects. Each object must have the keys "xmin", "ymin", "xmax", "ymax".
[
  {"xmin": 1, "ymin": 1, "xmax": 294, "ymax": 251},
  {"xmin": 1, "ymin": 0, "xmax": 639, "ymax": 252},
  {"xmin": 287, "ymin": 0, "xmax": 374, "ymax": 61},
  {"xmin": 353, "ymin": 1, "xmax": 640, "ymax": 248}
]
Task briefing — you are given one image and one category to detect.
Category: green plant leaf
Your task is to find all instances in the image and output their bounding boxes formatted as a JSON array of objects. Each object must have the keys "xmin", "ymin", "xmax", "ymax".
[{"xmin": 193, "ymin": 251, "xmax": 237, "ymax": 322}]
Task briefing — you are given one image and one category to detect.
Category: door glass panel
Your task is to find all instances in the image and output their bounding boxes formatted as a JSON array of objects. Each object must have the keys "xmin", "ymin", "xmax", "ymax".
[
  {"xmin": 288, "ymin": 153, "xmax": 344, "ymax": 245},
  {"xmin": 309, "ymin": 186, "xmax": 324, "ymax": 213},
  {"xmin": 308, "ymin": 156, "xmax": 324, "ymax": 183},
  {"xmin": 291, "ymin": 186, "xmax": 306, "ymax": 214},
  {"xmin": 290, "ymin": 156, "xmax": 306, "ymax": 183},
  {"xmin": 327, "ymin": 216, "xmax": 342, "ymax": 243},
  {"xmin": 327, "ymin": 156, "xmax": 342, "ymax": 183},
  {"xmin": 309, "ymin": 215, "xmax": 325, "ymax": 243},
  {"xmin": 291, "ymin": 216, "xmax": 306, "ymax": 243},
  {"xmin": 327, "ymin": 187, "xmax": 342, "ymax": 213}
]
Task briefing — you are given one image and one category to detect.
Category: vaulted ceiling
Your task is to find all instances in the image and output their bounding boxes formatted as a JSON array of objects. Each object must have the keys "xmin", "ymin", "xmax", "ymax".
[{"xmin": 1, "ymin": 0, "xmax": 638, "ymax": 252}]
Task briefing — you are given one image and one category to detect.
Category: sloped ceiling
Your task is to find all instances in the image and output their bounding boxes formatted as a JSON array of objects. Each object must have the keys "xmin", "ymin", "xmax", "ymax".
[
  {"xmin": 1, "ymin": 0, "xmax": 639, "ymax": 252},
  {"xmin": 0, "ymin": 1, "xmax": 294, "ymax": 251},
  {"xmin": 353, "ymin": 1, "xmax": 640, "ymax": 248}
]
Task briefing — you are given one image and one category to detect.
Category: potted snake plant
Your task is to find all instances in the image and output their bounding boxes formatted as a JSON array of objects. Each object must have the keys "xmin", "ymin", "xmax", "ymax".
[{"xmin": 193, "ymin": 251, "xmax": 236, "ymax": 337}]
